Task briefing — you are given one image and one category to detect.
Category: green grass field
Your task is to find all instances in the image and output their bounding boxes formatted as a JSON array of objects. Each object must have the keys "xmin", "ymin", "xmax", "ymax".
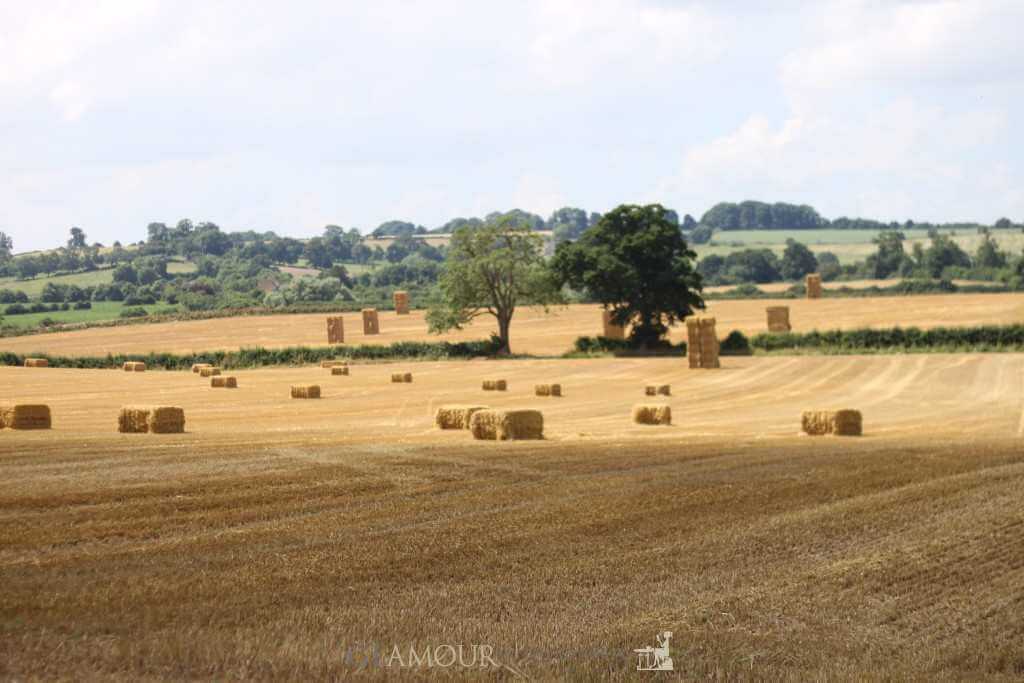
[
  {"xmin": 0, "ymin": 261, "xmax": 196, "ymax": 298},
  {"xmin": 697, "ymin": 228, "xmax": 1024, "ymax": 264},
  {"xmin": 0, "ymin": 302, "xmax": 146, "ymax": 329}
]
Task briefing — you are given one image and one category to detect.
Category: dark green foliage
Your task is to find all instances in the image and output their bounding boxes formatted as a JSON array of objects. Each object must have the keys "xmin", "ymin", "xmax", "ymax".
[
  {"xmin": 0, "ymin": 338, "xmax": 502, "ymax": 370},
  {"xmin": 780, "ymin": 239, "xmax": 818, "ymax": 280},
  {"xmin": 719, "ymin": 330, "xmax": 752, "ymax": 355},
  {"xmin": 572, "ymin": 335, "xmax": 685, "ymax": 356},
  {"xmin": 701, "ymin": 201, "xmax": 826, "ymax": 230},
  {"xmin": 752, "ymin": 324, "xmax": 1024, "ymax": 352},
  {"xmin": 119, "ymin": 306, "xmax": 149, "ymax": 318},
  {"xmin": 552, "ymin": 203, "xmax": 704, "ymax": 347}
]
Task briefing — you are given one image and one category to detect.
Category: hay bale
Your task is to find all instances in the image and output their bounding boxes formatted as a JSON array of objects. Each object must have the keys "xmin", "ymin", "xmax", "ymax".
[
  {"xmin": 122, "ymin": 361, "xmax": 146, "ymax": 372},
  {"xmin": 199, "ymin": 367, "xmax": 221, "ymax": 377},
  {"xmin": 320, "ymin": 359, "xmax": 348, "ymax": 368},
  {"xmin": 632, "ymin": 404, "xmax": 672, "ymax": 425},
  {"xmin": 601, "ymin": 309, "xmax": 626, "ymax": 340},
  {"xmin": 211, "ymin": 376, "xmax": 237, "ymax": 388},
  {"xmin": 0, "ymin": 404, "xmax": 52, "ymax": 430},
  {"xmin": 801, "ymin": 409, "xmax": 862, "ymax": 436},
  {"xmin": 393, "ymin": 290, "xmax": 410, "ymax": 315},
  {"xmin": 291, "ymin": 385, "xmax": 321, "ymax": 399},
  {"xmin": 686, "ymin": 317, "xmax": 720, "ymax": 369},
  {"xmin": 645, "ymin": 384, "xmax": 671, "ymax": 396},
  {"xmin": 766, "ymin": 306, "xmax": 791, "ymax": 332},
  {"xmin": 191, "ymin": 363, "xmax": 212, "ymax": 373},
  {"xmin": 469, "ymin": 409, "xmax": 544, "ymax": 440},
  {"xmin": 23, "ymin": 358, "xmax": 48, "ymax": 368},
  {"xmin": 362, "ymin": 308, "xmax": 380, "ymax": 335},
  {"xmin": 391, "ymin": 372, "xmax": 413, "ymax": 383},
  {"xmin": 534, "ymin": 383, "xmax": 562, "ymax": 397},
  {"xmin": 482, "ymin": 379, "xmax": 507, "ymax": 391},
  {"xmin": 435, "ymin": 404, "xmax": 488, "ymax": 430},
  {"xmin": 331, "ymin": 366, "xmax": 349, "ymax": 376},
  {"xmin": 117, "ymin": 406, "xmax": 184, "ymax": 434},
  {"xmin": 326, "ymin": 316, "xmax": 345, "ymax": 344},
  {"xmin": 806, "ymin": 273, "xmax": 823, "ymax": 299}
]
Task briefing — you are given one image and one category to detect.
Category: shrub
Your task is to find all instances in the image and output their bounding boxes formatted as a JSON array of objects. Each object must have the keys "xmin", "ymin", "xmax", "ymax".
[
  {"xmin": 119, "ymin": 306, "xmax": 149, "ymax": 318},
  {"xmin": 73, "ymin": 301, "xmax": 92, "ymax": 310},
  {"xmin": 720, "ymin": 330, "xmax": 752, "ymax": 355},
  {"xmin": 4, "ymin": 303, "xmax": 29, "ymax": 315},
  {"xmin": 751, "ymin": 324, "xmax": 1024, "ymax": 352}
]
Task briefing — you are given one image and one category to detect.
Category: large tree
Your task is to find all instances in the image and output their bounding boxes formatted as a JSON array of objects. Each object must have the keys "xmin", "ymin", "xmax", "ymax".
[
  {"xmin": 780, "ymin": 238, "xmax": 818, "ymax": 280},
  {"xmin": 551, "ymin": 203, "xmax": 704, "ymax": 347},
  {"xmin": 426, "ymin": 216, "xmax": 561, "ymax": 354}
]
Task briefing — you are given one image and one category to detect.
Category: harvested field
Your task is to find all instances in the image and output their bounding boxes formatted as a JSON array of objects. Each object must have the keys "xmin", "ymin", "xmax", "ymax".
[
  {"xmin": 3, "ymin": 294, "xmax": 1022, "ymax": 357},
  {"xmin": 1, "ymin": 355, "xmax": 1023, "ymax": 678}
]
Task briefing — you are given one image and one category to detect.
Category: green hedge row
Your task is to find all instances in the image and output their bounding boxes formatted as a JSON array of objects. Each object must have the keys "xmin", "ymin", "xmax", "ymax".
[
  {"xmin": 0, "ymin": 338, "xmax": 502, "ymax": 370},
  {"xmin": 751, "ymin": 324, "xmax": 1024, "ymax": 351}
]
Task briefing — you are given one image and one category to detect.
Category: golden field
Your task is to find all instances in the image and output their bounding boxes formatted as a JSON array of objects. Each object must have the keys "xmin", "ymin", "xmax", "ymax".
[
  {"xmin": 1, "ymin": 292, "xmax": 1023, "ymax": 357},
  {"xmin": 2, "ymin": 354, "xmax": 1024, "ymax": 678}
]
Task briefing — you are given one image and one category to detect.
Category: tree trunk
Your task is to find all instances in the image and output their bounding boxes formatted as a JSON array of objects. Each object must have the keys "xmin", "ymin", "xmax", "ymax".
[{"xmin": 497, "ymin": 314, "xmax": 512, "ymax": 355}]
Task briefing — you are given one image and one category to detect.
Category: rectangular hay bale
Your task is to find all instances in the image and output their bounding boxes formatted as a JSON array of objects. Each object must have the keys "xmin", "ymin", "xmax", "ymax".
[
  {"xmin": 801, "ymin": 409, "xmax": 862, "ymax": 436},
  {"xmin": 601, "ymin": 309, "xmax": 626, "ymax": 340},
  {"xmin": 23, "ymin": 358, "xmax": 49, "ymax": 368},
  {"xmin": 806, "ymin": 273, "xmax": 823, "ymax": 299},
  {"xmin": 330, "ymin": 366, "xmax": 349, "ymax": 376},
  {"xmin": 122, "ymin": 361, "xmax": 146, "ymax": 372},
  {"xmin": 482, "ymin": 379, "xmax": 507, "ymax": 391},
  {"xmin": 362, "ymin": 308, "xmax": 380, "ymax": 335},
  {"xmin": 435, "ymin": 405, "xmax": 488, "ymax": 430},
  {"xmin": 321, "ymin": 359, "xmax": 348, "ymax": 368},
  {"xmin": 326, "ymin": 316, "xmax": 345, "ymax": 344},
  {"xmin": 0, "ymin": 404, "xmax": 52, "ymax": 430},
  {"xmin": 199, "ymin": 367, "xmax": 221, "ymax": 377},
  {"xmin": 117, "ymin": 406, "xmax": 184, "ymax": 434},
  {"xmin": 766, "ymin": 306, "xmax": 791, "ymax": 333},
  {"xmin": 211, "ymin": 376, "xmax": 237, "ymax": 388},
  {"xmin": 645, "ymin": 384, "xmax": 671, "ymax": 396},
  {"xmin": 470, "ymin": 409, "xmax": 544, "ymax": 441},
  {"xmin": 391, "ymin": 372, "xmax": 412, "ymax": 383},
  {"xmin": 291, "ymin": 385, "xmax": 321, "ymax": 399},
  {"xmin": 393, "ymin": 290, "xmax": 410, "ymax": 315},
  {"xmin": 534, "ymin": 383, "xmax": 562, "ymax": 397},
  {"xmin": 191, "ymin": 363, "xmax": 212, "ymax": 373},
  {"xmin": 632, "ymin": 404, "xmax": 672, "ymax": 425}
]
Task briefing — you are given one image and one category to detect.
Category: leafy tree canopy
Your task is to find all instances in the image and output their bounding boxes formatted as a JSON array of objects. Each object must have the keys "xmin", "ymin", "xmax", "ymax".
[{"xmin": 551, "ymin": 203, "xmax": 704, "ymax": 347}]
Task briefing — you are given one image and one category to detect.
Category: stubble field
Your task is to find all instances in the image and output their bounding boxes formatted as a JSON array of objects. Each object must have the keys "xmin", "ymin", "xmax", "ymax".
[
  {"xmin": 2, "ymin": 351, "xmax": 1024, "ymax": 678},
  {"xmin": 2, "ymin": 292, "xmax": 1023, "ymax": 358}
]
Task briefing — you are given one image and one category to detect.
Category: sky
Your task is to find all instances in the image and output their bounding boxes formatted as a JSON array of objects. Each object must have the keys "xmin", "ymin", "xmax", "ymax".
[{"xmin": 1, "ymin": 0, "xmax": 1022, "ymax": 252}]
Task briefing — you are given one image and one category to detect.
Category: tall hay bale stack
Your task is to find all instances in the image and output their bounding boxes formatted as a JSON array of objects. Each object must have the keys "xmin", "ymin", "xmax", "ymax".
[
  {"xmin": 482, "ymin": 379, "xmax": 507, "ymax": 391},
  {"xmin": 211, "ymin": 376, "xmax": 237, "ymax": 388},
  {"xmin": 291, "ymin": 385, "xmax": 321, "ymax": 399},
  {"xmin": 191, "ymin": 363, "xmax": 212, "ymax": 373},
  {"xmin": 199, "ymin": 367, "xmax": 221, "ymax": 377},
  {"xmin": 326, "ymin": 316, "xmax": 345, "ymax": 344},
  {"xmin": 534, "ymin": 384, "xmax": 562, "ymax": 397},
  {"xmin": 766, "ymin": 306, "xmax": 791, "ymax": 332},
  {"xmin": 117, "ymin": 406, "xmax": 185, "ymax": 434},
  {"xmin": 806, "ymin": 273, "xmax": 823, "ymax": 299},
  {"xmin": 645, "ymin": 384, "xmax": 671, "ymax": 396},
  {"xmin": 801, "ymin": 409, "xmax": 862, "ymax": 436},
  {"xmin": 469, "ymin": 409, "xmax": 544, "ymax": 440},
  {"xmin": 686, "ymin": 317, "xmax": 720, "ymax": 369},
  {"xmin": 601, "ymin": 309, "xmax": 626, "ymax": 340},
  {"xmin": 632, "ymin": 404, "xmax": 672, "ymax": 425},
  {"xmin": 330, "ymin": 366, "xmax": 349, "ymax": 376},
  {"xmin": 23, "ymin": 358, "xmax": 49, "ymax": 368},
  {"xmin": 122, "ymin": 361, "xmax": 146, "ymax": 372},
  {"xmin": 321, "ymin": 359, "xmax": 348, "ymax": 368},
  {"xmin": 0, "ymin": 405, "xmax": 52, "ymax": 430},
  {"xmin": 362, "ymin": 308, "xmax": 380, "ymax": 335},
  {"xmin": 393, "ymin": 290, "xmax": 410, "ymax": 315},
  {"xmin": 435, "ymin": 405, "xmax": 488, "ymax": 430},
  {"xmin": 391, "ymin": 372, "xmax": 413, "ymax": 383}
]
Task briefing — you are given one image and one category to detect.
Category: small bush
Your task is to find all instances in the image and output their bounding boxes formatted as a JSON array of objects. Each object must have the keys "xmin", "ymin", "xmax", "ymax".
[
  {"xmin": 73, "ymin": 301, "xmax": 92, "ymax": 310},
  {"xmin": 720, "ymin": 330, "xmax": 752, "ymax": 355},
  {"xmin": 4, "ymin": 303, "xmax": 29, "ymax": 315},
  {"xmin": 119, "ymin": 306, "xmax": 149, "ymax": 318}
]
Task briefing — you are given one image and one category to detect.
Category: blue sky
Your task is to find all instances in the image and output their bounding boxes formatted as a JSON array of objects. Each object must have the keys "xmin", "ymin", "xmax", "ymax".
[{"xmin": 2, "ymin": 0, "xmax": 1021, "ymax": 252}]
